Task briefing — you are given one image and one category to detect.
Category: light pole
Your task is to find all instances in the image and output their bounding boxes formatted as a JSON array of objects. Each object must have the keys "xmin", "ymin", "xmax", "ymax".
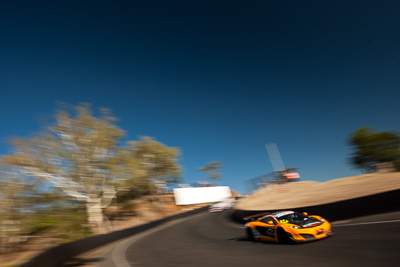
[{"xmin": 265, "ymin": 143, "xmax": 285, "ymax": 173}]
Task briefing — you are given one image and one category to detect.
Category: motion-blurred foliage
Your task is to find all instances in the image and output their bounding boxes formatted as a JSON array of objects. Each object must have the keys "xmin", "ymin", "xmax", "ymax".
[
  {"xmin": 348, "ymin": 127, "xmax": 400, "ymax": 172},
  {"xmin": 0, "ymin": 103, "xmax": 181, "ymax": 253},
  {"xmin": 198, "ymin": 161, "xmax": 225, "ymax": 184}
]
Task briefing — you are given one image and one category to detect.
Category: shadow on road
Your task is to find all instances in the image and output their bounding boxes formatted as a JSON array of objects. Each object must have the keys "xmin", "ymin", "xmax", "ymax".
[
  {"xmin": 60, "ymin": 257, "xmax": 105, "ymax": 266},
  {"xmin": 228, "ymin": 235, "xmax": 310, "ymax": 246},
  {"xmin": 227, "ymin": 236, "xmax": 250, "ymax": 242}
]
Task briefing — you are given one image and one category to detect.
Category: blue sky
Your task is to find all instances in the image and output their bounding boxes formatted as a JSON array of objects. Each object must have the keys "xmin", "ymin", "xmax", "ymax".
[{"xmin": 1, "ymin": 0, "xmax": 399, "ymax": 193}]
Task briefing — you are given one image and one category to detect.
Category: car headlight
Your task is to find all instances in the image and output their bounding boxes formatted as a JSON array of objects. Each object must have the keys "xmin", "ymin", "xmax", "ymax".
[{"xmin": 320, "ymin": 218, "xmax": 325, "ymax": 222}]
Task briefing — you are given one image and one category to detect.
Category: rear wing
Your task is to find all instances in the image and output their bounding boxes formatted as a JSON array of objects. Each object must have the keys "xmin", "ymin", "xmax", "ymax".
[{"xmin": 243, "ymin": 212, "xmax": 271, "ymax": 221}]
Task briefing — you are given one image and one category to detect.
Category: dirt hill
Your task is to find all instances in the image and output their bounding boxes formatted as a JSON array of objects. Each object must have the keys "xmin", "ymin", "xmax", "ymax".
[{"xmin": 235, "ymin": 172, "xmax": 400, "ymax": 210}]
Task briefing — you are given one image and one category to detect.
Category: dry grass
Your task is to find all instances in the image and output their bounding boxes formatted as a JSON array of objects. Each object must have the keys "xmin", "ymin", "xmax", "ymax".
[{"xmin": 0, "ymin": 194, "xmax": 208, "ymax": 267}]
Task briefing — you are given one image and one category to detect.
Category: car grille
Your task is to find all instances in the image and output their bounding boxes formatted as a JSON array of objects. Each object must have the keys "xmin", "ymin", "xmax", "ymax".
[{"xmin": 300, "ymin": 234, "xmax": 315, "ymax": 240}]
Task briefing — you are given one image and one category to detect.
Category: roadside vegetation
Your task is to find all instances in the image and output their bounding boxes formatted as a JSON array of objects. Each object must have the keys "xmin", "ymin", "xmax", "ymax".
[
  {"xmin": 0, "ymin": 103, "xmax": 182, "ymax": 262},
  {"xmin": 348, "ymin": 127, "xmax": 400, "ymax": 172},
  {"xmin": 198, "ymin": 161, "xmax": 225, "ymax": 185}
]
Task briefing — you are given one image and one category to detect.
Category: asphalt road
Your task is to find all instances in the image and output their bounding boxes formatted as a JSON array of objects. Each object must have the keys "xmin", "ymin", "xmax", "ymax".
[{"xmin": 101, "ymin": 210, "xmax": 400, "ymax": 267}]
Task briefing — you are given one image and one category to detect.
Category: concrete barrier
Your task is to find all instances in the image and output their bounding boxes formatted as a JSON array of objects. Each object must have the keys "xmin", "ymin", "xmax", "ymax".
[
  {"xmin": 22, "ymin": 207, "xmax": 208, "ymax": 267},
  {"xmin": 231, "ymin": 189, "xmax": 400, "ymax": 223}
]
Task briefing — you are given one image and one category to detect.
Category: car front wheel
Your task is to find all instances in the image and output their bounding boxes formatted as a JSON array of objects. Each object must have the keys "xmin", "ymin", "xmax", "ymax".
[
  {"xmin": 277, "ymin": 228, "xmax": 291, "ymax": 244},
  {"xmin": 246, "ymin": 228, "xmax": 254, "ymax": 241}
]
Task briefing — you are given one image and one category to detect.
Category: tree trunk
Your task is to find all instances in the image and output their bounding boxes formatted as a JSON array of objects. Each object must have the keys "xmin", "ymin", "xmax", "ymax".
[{"xmin": 86, "ymin": 198, "xmax": 112, "ymax": 234}]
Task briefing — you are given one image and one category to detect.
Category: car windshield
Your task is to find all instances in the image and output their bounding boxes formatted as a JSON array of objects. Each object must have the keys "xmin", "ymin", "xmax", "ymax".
[{"xmin": 273, "ymin": 211, "xmax": 308, "ymax": 224}]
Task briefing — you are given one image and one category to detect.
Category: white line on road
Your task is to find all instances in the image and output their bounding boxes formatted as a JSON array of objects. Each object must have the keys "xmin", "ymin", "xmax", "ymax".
[
  {"xmin": 333, "ymin": 219, "xmax": 400, "ymax": 227},
  {"xmin": 110, "ymin": 213, "xmax": 205, "ymax": 267}
]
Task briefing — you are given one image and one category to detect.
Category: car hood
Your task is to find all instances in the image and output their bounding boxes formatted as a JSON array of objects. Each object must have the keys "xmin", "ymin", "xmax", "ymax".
[{"xmin": 294, "ymin": 217, "xmax": 323, "ymax": 228}]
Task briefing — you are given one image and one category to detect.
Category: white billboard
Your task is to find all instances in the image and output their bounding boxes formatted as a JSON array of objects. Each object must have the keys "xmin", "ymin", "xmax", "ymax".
[{"xmin": 173, "ymin": 186, "xmax": 232, "ymax": 205}]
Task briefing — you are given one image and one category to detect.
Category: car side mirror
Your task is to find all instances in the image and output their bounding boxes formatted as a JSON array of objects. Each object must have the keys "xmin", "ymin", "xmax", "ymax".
[
  {"xmin": 268, "ymin": 221, "xmax": 274, "ymax": 225},
  {"xmin": 303, "ymin": 212, "xmax": 308, "ymax": 216}
]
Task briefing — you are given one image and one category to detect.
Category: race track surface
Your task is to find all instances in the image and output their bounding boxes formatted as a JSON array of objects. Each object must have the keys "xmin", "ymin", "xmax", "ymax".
[{"xmin": 103, "ymin": 211, "xmax": 400, "ymax": 267}]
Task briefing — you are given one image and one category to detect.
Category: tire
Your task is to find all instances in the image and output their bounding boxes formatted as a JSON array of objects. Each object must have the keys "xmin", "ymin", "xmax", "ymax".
[
  {"xmin": 246, "ymin": 228, "xmax": 254, "ymax": 241},
  {"xmin": 277, "ymin": 228, "xmax": 291, "ymax": 244}
]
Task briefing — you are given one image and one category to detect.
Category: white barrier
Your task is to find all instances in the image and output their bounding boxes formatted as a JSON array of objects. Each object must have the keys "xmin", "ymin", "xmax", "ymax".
[{"xmin": 173, "ymin": 186, "xmax": 232, "ymax": 205}]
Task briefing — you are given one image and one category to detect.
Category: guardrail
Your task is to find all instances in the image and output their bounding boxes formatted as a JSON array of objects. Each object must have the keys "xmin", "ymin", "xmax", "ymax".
[
  {"xmin": 231, "ymin": 189, "xmax": 400, "ymax": 223},
  {"xmin": 22, "ymin": 206, "xmax": 208, "ymax": 267}
]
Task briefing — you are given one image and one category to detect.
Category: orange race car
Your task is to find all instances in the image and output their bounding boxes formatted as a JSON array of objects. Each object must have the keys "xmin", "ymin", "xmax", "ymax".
[{"xmin": 244, "ymin": 210, "xmax": 333, "ymax": 243}]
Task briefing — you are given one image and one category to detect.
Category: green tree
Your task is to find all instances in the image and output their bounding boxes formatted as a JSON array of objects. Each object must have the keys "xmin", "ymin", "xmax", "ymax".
[
  {"xmin": 118, "ymin": 136, "xmax": 181, "ymax": 197},
  {"xmin": 1, "ymin": 104, "xmax": 183, "ymax": 235},
  {"xmin": 348, "ymin": 127, "xmax": 400, "ymax": 172},
  {"xmin": 0, "ymin": 167, "xmax": 32, "ymax": 252},
  {"xmin": 2, "ymin": 103, "xmax": 125, "ymax": 234},
  {"xmin": 198, "ymin": 161, "xmax": 224, "ymax": 184},
  {"xmin": 0, "ymin": 165, "xmax": 89, "ymax": 252}
]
